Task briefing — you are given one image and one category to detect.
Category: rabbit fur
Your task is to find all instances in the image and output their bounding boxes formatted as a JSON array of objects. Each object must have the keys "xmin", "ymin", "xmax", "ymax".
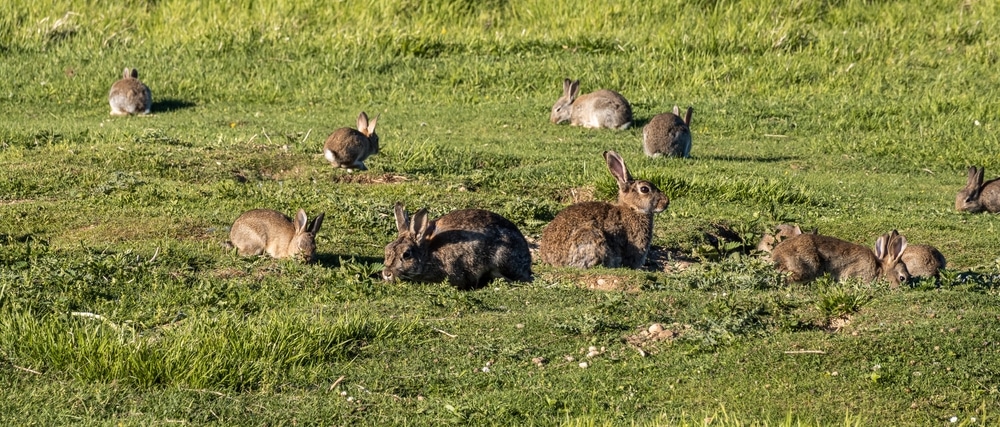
[
  {"xmin": 550, "ymin": 79, "xmax": 633, "ymax": 130},
  {"xmin": 771, "ymin": 230, "xmax": 910, "ymax": 286},
  {"xmin": 229, "ymin": 209, "xmax": 325, "ymax": 263},
  {"xmin": 382, "ymin": 202, "xmax": 533, "ymax": 290},
  {"xmin": 109, "ymin": 67, "xmax": 152, "ymax": 116},
  {"xmin": 643, "ymin": 106, "xmax": 693, "ymax": 158},
  {"xmin": 955, "ymin": 165, "xmax": 1000, "ymax": 213},
  {"xmin": 539, "ymin": 150, "xmax": 669, "ymax": 269},
  {"xmin": 324, "ymin": 111, "xmax": 380, "ymax": 172}
]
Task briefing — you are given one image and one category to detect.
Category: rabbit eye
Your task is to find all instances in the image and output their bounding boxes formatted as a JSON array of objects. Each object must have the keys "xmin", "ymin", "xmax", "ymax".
[
  {"xmin": 639, "ymin": 185, "xmax": 650, "ymax": 194},
  {"xmin": 402, "ymin": 249, "xmax": 412, "ymax": 260}
]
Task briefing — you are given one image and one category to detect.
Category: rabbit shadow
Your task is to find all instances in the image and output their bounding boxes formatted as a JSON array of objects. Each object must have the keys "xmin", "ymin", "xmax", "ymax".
[
  {"xmin": 313, "ymin": 253, "xmax": 383, "ymax": 271},
  {"xmin": 153, "ymin": 98, "xmax": 197, "ymax": 113},
  {"xmin": 695, "ymin": 154, "xmax": 800, "ymax": 163}
]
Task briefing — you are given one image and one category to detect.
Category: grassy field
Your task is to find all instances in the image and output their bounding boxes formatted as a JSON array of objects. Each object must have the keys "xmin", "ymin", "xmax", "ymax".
[{"xmin": 2, "ymin": 0, "xmax": 1000, "ymax": 425}]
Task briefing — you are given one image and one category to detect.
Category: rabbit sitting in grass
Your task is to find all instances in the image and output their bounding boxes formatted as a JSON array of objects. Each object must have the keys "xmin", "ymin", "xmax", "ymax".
[
  {"xmin": 771, "ymin": 230, "xmax": 909, "ymax": 286},
  {"xmin": 956, "ymin": 165, "xmax": 1000, "ymax": 213},
  {"xmin": 550, "ymin": 79, "xmax": 633, "ymax": 130},
  {"xmin": 109, "ymin": 67, "xmax": 152, "ymax": 116},
  {"xmin": 324, "ymin": 111, "xmax": 380, "ymax": 172},
  {"xmin": 643, "ymin": 106, "xmax": 693, "ymax": 158},
  {"xmin": 229, "ymin": 209, "xmax": 324, "ymax": 263},
  {"xmin": 540, "ymin": 150, "xmax": 669, "ymax": 269},
  {"xmin": 382, "ymin": 202, "xmax": 532, "ymax": 290}
]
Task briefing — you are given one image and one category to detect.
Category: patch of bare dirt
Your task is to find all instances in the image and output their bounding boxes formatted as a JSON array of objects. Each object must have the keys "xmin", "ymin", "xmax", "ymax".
[{"xmin": 333, "ymin": 173, "xmax": 409, "ymax": 184}]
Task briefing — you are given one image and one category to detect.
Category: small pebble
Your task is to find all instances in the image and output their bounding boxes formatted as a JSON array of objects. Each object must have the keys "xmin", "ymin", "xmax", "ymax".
[
  {"xmin": 648, "ymin": 323, "xmax": 664, "ymax": 334},
  {"xmin": 579, "ymin": 362, "xmax": 588, "ymax": 369}
]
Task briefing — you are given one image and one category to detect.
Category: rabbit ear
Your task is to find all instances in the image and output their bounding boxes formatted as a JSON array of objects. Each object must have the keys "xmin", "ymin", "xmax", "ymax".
[
  {"xmin": 410, "ymin": 208, "xmax": 435, "ymax": 243},
  {"xmin": 887, "ymin": 231, "xmax": 907, "ymax": 261},
  {"xmin": 294, "ymin": 209, "xmax": 309, "ymax": 233},
  {"xmin": 131, "ymin": 68, "xmax": 139, "ymax": 79},
  {"xmin": 673, "ymin": 105, "xmax": 680, "ymax": 116},
  {"xmin": 791, "ymin": 225, "xmax": 803, "ymax": 235},
  {"xmin": 367, "ymin": 113, "xmax": 380, "ymax": 134},
  {"xmin": 310, "ymin": 212, "xmax": 325, "ymax": 234},
  {"xmin": 562, "ymin": 78, "xmax": 572, "ymax": 96},
  {"xmin": 394, "ymin": 202, "xmax": 408, "ymax": 233},
  {"xmin": 122, "ymin": 68, "xmax": 130, "ymax": 79},
  {"xmin": 966, "ymin": 166, "xmax": 983, "ymax": 202},
  {"xmin": 357, "ymin": 112, "xmax": 369, "ymax": 131},
  {"xmin": 684, "ymin": 107, "xmax": 693, "ymax": 125},
  {"xmin": 568, "ymin": 80, "xmax": 580, "ymax": 101},
  {"xmin": 603, "ymin": 150, "xmax": 632, "ymax": 188},
  {"xmin": 874, "ymin": 234, "xmax": 889, "ymax": 259}
]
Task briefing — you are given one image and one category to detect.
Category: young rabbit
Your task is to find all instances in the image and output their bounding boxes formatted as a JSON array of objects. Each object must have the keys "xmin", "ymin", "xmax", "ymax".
[
  {"xmin": 108, "ymin": 68, "xmax": 152, "ymax": 116},
  {"xmin": 894, "ymin": 230, "xmax": 946, "ymax": 279},
  {"xmin": 550, "ymin": 79, "xmax": 633, "ymax": 130},
  {"xmin": 382, "ymin": 202, "xmax": 533, "ymax": 290},
  {"xmin": 955, "ymin": 165, "xmax": 1000, "ymax": 213},
  {"xmin": 756, "ymin": 224, "xmax": 804, "ymax": 253},
  {"xmin": 643, "ymin": 106, "xmax": 693, "ymax": 158},
  {"xmin": 539, "ymin": 150, "xmax": 669, "ymax": 269},
  {"xmin": 323, "ymin": 111, "xmax": 380, "ymax": 172},
  {"xmin": 771, "ymin": 230, "xmax": 910, "ymax": 286},
  {"xmin": 229, "ymin": 209, "xmax": 324, "ymax": 263}
]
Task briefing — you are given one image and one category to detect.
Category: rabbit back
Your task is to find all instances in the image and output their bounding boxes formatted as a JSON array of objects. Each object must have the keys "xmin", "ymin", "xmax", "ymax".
[
  {"xmin": 642, "ymin": 107, "xmax": 692, "ymax": 158},
  {"xmin": 383, "ymin": 205, "xmax": 532, "ymax": 290},
  {"xmin": 571, "ymin": 90, "xmax": 633, "ymax": 130},
  {"xmin": 109, "ymin": 68, "xmax": 152, "ymax": 116},
  {"xmin": 540, "ymin": 201, "xmax": 653, "ymax": 268},
  {"xmin": 771, "ymin": 233, "xmax": 879, "ymax": 282},
  {"xmin": 901, "ymin": 244, "xmax": 946, "ymax": 278}
]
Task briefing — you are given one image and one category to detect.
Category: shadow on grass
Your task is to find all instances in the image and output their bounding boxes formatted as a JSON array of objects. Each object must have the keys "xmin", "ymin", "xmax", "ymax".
[
  {"xmin": 696, "ymin": 154, "xmax": 800, "ymax": 163},
  {"xmin": 314, "ymin": 253, "xmax": 383, "ymax": 270},
  {"xmin": 153, "ymin": 98, "xmax": 197, "ymax": 113}
]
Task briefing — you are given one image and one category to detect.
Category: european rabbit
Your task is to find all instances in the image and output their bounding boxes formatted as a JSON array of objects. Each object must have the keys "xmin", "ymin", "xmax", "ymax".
[
  {"xmin": 550, "ymin": 79, "xmax": 633, "ymax": 130},
  {"xmin": 771, "ymin": 231, "xmax": 909, "ymax": 286},
  {"xmin": 893, "ymin": 230, "xmax": 946, "ymax": 280},
  {"xmin": 643, "ymin": 106, "xmax": 693, "ymax": 158},
  {"xmin": 229, "ymin": 209, "xmax": 324, "ymax": 263},
  {"xmin": 108, "ymin": 67, "xmax": 152, "ymax": 116},
  {"xmin": 756, "ymin": 224, "xmax": 804, "ymax": 253},
  {"xmin": 382, "ymin": 202, "xmax": 532, "ymax": 290},
  {"xmin": 955, "ymin": 166, "xmax": 1000, "ymax": 213},
  {"xmin": 539, "ymin": 150, "xmax": 669, "ymax": 269},
  {"xmin": 323, "ymin": 111, "xmax": 380, "ymax": 172}
]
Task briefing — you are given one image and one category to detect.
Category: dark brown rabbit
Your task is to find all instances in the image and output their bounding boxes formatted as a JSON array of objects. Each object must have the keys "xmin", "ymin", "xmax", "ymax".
[
  {"xmin": 382, "ymin": 202, "xmax": 532, "ymax": 290},
  {"xmin": 643, "ymin": 106, "xmax": 693, "ymax": 158},
  {"xmin": 955, "ymin": 166, "xmax": 1000, "ymax": 213},
  {"xmin": 771, "ymin": 230, "xmax": 910, "ymax": 286},
  {"xmin": 539, "ymin": 150, "xmax": 669, "ymax": 269},
  {"xmin": 550, "ymin": 79, "xmax": 633, "ymax": 130},
  {"xmin": 109, "ymin": 67, "xmax": 152, "ymax": 116},
  {"xmin": 323, "ymin": 111, "xmax": 380, "ymax": 172}
]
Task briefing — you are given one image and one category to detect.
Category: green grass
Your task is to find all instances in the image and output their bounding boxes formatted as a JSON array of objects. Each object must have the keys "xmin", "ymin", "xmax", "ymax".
[{"xmin": 2, "ymin": 0, "xmax": 1000, "ymax": 425}]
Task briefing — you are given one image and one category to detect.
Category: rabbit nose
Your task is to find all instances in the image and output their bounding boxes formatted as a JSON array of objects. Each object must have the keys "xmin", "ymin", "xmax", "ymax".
[{"xmin": 382, "ymin": 270, "xmax": 394, "ymax": 282}]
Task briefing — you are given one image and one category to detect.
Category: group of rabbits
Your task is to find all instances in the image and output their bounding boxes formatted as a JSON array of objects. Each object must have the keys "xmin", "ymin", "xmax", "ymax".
[{"xmin": 109, "ymin": 70, "xmax": 997, "ymax": 289}]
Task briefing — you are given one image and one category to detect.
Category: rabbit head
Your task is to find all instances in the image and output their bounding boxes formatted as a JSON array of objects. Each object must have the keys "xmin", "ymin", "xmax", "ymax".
[
  {"xmin": 605, "ymin": 150, "xmax": 669, "ymax": 214},
  {"xmin": 756, "ymin": 224, "xmax": 803, "ymax": 253},
  {"xmin": 289, "ymin": 209, "xmax": 325, "ymax": 263},
  {"xmin": 357, "ymin": 111, "xmax": 380, "ymax": 154},
  {"xmin": 875, "ymin": 230, "xmax": 910, "ymax": 286},
  {"xmin": 550, "ymin": 79, "xmax": 579, "ymax": 124},
  {"xmin": 956, "ymin": 166, "xmax": 985, "ymax": 212},
  {"xmin": 382, "ymin": 203, "xmax": 435, "ymax": 283}
]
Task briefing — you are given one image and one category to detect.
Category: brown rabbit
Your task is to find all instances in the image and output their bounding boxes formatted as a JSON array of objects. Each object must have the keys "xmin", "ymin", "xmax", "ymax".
[
  {"xmin": 108, "ymin": 68, "xmax": 152, "ymax": 116},
  {"xmin": 550, "ymin": 79, "xmax": 633, "ymax": 130},
  {"xmin": 894, "ymin": 230, "xmax": 946, "ymax": 279},
  {"xmin": 771, "ymin": 231, "xmax": 910, "ymax": 286},
  {"xmin": 756, "ymin": 224, "xmax": 804, "ymax": 253},
  {"xmin": 539, "ymin": 150, "xmax": 669, "ymax": 269},
  {"xmin": 955, "ymin": 166, "xmax": 1000, "ymax": 213},
  {"xmin": 229, "ymin": 209, "xmax": 324, "ymax": 263},
  {"xmin": 323, "ymin": 111, "xmax": 380, "ymax": 172},
  {"xmin": 643, "ymin": 106, "xmax": 693, "ymax": 158},
  {"xmin": 382, "ymin": 202, "xmax": 532, "ymax": 290}
]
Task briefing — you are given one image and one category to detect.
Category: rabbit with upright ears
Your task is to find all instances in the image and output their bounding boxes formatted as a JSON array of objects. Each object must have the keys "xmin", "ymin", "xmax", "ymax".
[
  {"xmin": 550, "ymin": 79, "xmax": 633, "ymax": 130},
  {"xmin": 771, "ymin": 230, "xmax": 910, "ymax": 286},
  {"xmin": 895, "ymin": 230, "xmax": 946, "ymax": 280},
  {"xmin": 540, "ymin": 150, "xmax": 669, "ymax": 269},
  {"xmin": 108, "ymin": 67, "xmax": 152, "ymax": 116},
  {"xmin": 382, "ymin": 202, "xmax": 532, "ymax": 290},
  {"xmin": 323, "ymin": 111, "xmax": 380, "ymax": 172},
  {"xmin": 955, "ymin": 165, "xmax": 1000, "ymax": 213},
  {"xmin": 643, "ymin": 106, "xmax": 693, "ymax": 158},
  {"xmin": 229, "ymin": 209, "xmax": 325, "ymax": 263}
]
